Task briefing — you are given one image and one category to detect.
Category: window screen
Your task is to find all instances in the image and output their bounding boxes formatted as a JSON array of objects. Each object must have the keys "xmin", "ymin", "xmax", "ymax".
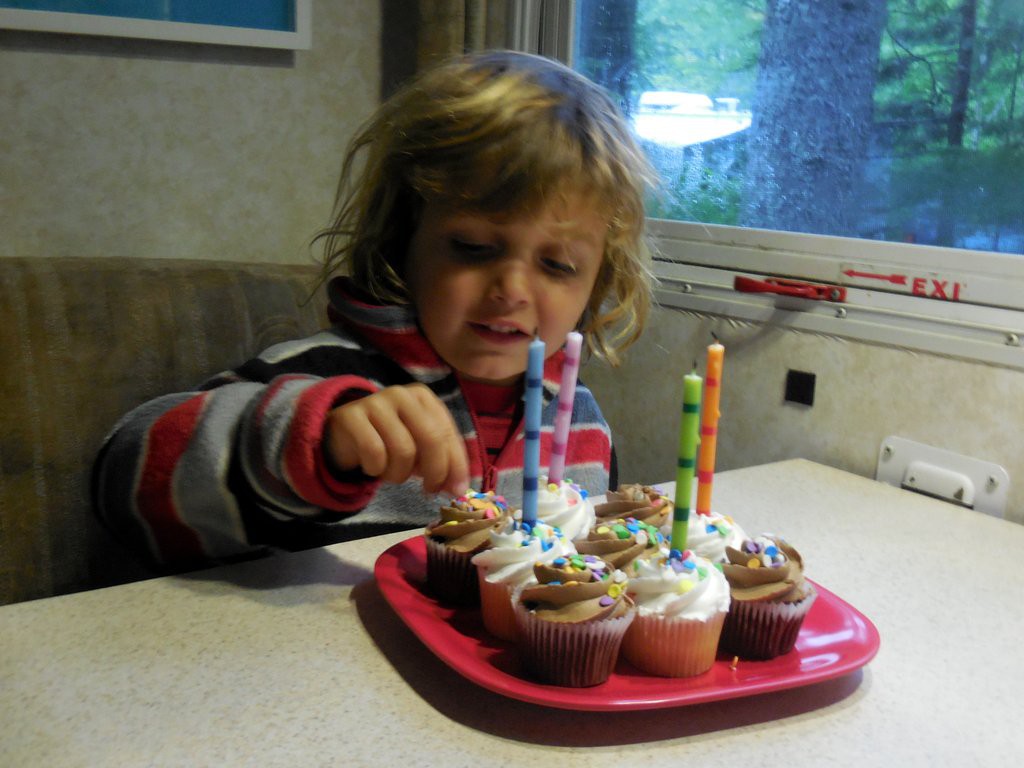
[{"xmin": 574, "ymin": 0, "xmax": 1023, "ymax": 256}]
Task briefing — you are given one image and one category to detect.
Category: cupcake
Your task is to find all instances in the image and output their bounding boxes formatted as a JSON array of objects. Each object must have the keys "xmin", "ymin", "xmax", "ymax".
[
  {"xmin": 513, "ymin": 556, "xmax": 634, "ymax": 687},
  {"xmin": 620, "ymin": 549, "xmax": 731, "ymax": 677},
  {"xmin": 574, "ymin": 517, "xmax": 666, "ymax": 571},
  {"xmin": 471, "ymin": 520, "xmax": 575, "ymax": 642},
  {"xmin": 594, "ymin": 484, "xmax": 671, "ymax": 531},
  {"xmin": 521, "ymin": 475, "xmax": 594, "ymax": 541},
  {"xmin": 719, "ymin": 535, "xmax": 817, "ymax": 660},
  {"xmin": 680, "ymin": 510, "xmax": 747, "ymax": 564},
  {"xmin": 424, "ymin": 490, "xmax": 511, "ymax": 605},
  {"xmin": 657, "ymin": 485, "xmax": 746, "ymax": 564}
]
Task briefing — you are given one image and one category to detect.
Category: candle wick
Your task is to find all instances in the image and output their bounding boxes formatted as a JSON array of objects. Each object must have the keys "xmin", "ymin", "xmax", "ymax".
[{"xmin": 711, "ymin": 331, "xmax": 719, "ymax": 343}]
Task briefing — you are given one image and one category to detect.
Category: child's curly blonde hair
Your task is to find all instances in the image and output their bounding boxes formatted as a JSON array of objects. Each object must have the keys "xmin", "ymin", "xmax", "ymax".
[{"xmin": 315, "ymin": 50, "xmax": 654, "ymax": 366}]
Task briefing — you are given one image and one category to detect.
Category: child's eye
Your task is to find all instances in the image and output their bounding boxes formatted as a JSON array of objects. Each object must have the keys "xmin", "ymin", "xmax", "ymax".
[
  {"xmin": 449, "ymin": 238, "xmax": 497, "ymax": 259},
  {"xmin": 542, "ymin": 258, "xmax": 577, "ymax": 276}
]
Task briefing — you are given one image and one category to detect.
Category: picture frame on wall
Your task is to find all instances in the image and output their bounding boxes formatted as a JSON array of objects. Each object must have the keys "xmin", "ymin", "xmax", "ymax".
[{"xmin": 0, "ymin": 0, "xmax": 312, "ymax": 50}]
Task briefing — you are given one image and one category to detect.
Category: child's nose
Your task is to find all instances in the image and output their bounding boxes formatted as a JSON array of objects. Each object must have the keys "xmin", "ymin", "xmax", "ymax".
[{"xmin": 488, "ymin": 259, "xmax": 531, "ymax": 306}]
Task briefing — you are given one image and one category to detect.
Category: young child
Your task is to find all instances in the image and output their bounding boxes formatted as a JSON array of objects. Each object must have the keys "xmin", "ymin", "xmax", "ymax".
[{"xmin": 92, "ymin": 50, "xmax": 654, "ymax": 570}]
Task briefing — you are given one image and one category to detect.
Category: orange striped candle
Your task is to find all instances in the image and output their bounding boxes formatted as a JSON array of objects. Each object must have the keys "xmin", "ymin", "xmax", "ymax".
[{"xmin": 696, "ymin": 340, "xmax": 724, "ymax": 516}]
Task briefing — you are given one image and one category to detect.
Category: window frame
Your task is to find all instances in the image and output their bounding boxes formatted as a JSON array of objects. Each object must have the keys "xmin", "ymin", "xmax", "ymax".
[{"xmin": 522, "ymin": 0, "xmax": 1024, "ymax": 370}]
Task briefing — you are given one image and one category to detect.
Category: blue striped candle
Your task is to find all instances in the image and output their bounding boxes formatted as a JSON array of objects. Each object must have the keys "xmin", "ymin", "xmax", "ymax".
[
  {"xmin": 671, "ymin": 368, "xmax": 703, "ymax": 556},
  {"xmin": 522, "ymin": 336, "xmax": 546, "ymax": 526}
]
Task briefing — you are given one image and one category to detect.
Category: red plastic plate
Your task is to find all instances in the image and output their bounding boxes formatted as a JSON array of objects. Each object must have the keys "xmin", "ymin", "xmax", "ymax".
[{"xmin": 374, "ymin": 536, "xmax": 880, "ymax": 711}]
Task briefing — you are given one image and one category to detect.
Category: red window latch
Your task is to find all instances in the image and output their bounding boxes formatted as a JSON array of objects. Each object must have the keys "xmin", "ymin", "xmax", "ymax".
[{"xmin": 734, "ymin": 276, "xmax": 847, "ymax": 303}]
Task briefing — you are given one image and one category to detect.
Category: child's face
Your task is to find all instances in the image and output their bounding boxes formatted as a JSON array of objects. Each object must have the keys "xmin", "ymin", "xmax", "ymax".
[{"xmin": 406, "ymin": 196, "xmax": 605, "ymax": 385}]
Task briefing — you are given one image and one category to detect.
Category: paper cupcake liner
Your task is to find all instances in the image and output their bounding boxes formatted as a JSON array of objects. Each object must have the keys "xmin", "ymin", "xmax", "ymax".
[
  {"xmin": 424, "ymin": 537, "xmax": 480, "ymax": 606},
  {"xmin": 720, "ymin": 584, "xmax": 818, "ymax": 660},
  {"xmin": 477, "ymin": 573, "xmax": 519, "ymax": 643},
  {"xmin": 512, "ymin": 588, "xmax": 635, "ymax": 687},
  {"xmin": 621, "ymin": 610, "xmax": 726, "ymax": 677}
]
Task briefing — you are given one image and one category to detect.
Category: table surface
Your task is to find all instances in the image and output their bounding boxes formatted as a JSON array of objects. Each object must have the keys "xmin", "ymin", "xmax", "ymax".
[{"xmin": 3, "ymin": 459, "xmax": 1022, "ymax": 767}]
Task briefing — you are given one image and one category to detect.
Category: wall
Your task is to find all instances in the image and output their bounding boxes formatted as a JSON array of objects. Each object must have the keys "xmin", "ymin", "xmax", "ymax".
[
  {"xmin": 585, "ymin": 306, "xmax": 1024, "ymax": 525},
  {"xmin": 1, "ymin": 3, "xmax": 380, "ymax": 265}
]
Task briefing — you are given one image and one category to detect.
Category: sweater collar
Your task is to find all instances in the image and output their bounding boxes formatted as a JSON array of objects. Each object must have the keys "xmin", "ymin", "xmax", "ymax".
[{"xmin": 327, "ymin": 276, "xmax": 566, "ymax": 400}]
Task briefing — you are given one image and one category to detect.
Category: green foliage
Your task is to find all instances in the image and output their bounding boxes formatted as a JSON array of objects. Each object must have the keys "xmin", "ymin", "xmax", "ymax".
[
  {"xmin": 644, "ymin": 142, "xmax": 745, "ymax": 225},
  {"xmin": 881, "ymin": 145, "xmax": 1024, "ymax": 239},
  {"xmin": 634, "ymin": 0, "xmax": 762, "ymax": 106}
]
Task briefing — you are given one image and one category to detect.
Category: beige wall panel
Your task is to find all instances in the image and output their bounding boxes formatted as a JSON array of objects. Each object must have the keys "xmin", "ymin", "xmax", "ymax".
[
  {"xmin": 585, "ymin": 307, "xmax": 1024, "ymax": 525},
  {"xmin": 1, "ymin": 3, "xmax": 379, "ymax": 265}
]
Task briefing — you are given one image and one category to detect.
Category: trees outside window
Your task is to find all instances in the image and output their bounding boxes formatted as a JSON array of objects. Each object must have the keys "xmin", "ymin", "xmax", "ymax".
[{"xmin": 574, "ymin": 0, "xmax": 1024, "ymax": 255}]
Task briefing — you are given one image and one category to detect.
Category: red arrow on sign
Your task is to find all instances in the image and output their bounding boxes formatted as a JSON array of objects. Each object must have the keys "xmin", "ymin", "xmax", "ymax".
[{"xmin": 842, "ymin": 269, "xmax": 908, "ymax": 285}]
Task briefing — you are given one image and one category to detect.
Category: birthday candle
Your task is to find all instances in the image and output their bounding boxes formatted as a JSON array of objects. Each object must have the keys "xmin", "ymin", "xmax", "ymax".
[
  {"xmin": 547, "ymin": 331, "xmax": 582, "ymax": 486},
  {"xmin": 671, "ymin": 367, "xmax": 702, "ymax": 555},
  {"xmin": 522, "ymin": 336, "xmax": 546, "ymax": 526},
  {"xmin": 696, "ymin": 339, "xmax": 724, "ymax": 516}
]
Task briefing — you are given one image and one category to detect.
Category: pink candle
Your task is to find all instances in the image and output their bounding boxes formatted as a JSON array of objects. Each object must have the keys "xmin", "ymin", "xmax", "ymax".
[{"xmin": 547, "ymin": 331, "xmax": 582, "ymax": 485}]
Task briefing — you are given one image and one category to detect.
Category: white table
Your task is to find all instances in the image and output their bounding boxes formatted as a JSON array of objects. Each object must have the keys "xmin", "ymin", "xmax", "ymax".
[{"xmin": 3, "ymin": 459, "xmax": 1021, "ymax": 766}]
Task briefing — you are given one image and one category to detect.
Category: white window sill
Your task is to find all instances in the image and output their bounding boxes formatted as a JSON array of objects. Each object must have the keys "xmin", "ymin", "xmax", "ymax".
[{"xmin": 652, "ymin": 220, "xmax": 1024, "ymax": 371}]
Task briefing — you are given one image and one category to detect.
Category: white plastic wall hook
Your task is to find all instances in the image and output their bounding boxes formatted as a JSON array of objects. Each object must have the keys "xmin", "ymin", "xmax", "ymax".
[{"xmin": 876, "ymin": 436, "xmax": 1009, "ymax": 518}]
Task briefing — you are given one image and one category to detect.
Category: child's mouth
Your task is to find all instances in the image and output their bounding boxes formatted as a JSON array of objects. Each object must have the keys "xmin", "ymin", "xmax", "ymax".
[{"xmin": 468, "ymin": 321, "xmax": 529, "ymax": 344}]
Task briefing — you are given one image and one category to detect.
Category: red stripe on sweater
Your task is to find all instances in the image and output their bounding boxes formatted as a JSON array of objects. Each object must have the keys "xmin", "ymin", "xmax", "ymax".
[
  {"xmin": 135, "ymin": 396, "xmax": 208, "ymax": 564},
  {"xmin": 499, "ymin": 427, "xmax": 610, "ymax": 471},
  {"xmin": 284, "ymin": 375, "xmax": 381, "ymax": 510},
  {"xmin": 357, "ymin": 325, "xmax": 445, "ymax": 371},
  {"xmin": 543, "ymin": 350, "xmax": 566, "ymax": 392}
]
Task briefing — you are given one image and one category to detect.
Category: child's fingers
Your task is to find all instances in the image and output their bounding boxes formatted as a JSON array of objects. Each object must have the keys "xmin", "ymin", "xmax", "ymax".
[
  {"xmin": 398, "ymin": 385, "xmax": 469, "ymax": 494},
  {"xmin": 325, "ymin": 402, "xmax": 388, "ymax": 477},
  {"xmin": 325, "ymin": 385, "xmax": 468, "ymax": 492},
  {"xmin": 325, "ymin": 389, "xmax": 417, "ymax": 479},
  {"xmin": 364, "ymin": 391, "xmax": 421, "ymax": 484},
  {"xmin": 413, "ymin": 391, "xmax": 470, "ymax": 495}
]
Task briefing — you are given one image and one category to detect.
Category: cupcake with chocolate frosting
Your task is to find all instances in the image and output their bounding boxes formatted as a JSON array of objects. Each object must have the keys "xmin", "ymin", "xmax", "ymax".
[
  {"xmin": 718, "ymin": 535, "xmax": 817, "ymax": 660},
  {"xmin": 513, "ymin": 555, "xmax": 634, "ymax": 687},
  {"xmin": 424, "ymin": 490, "xmax": 511, "ymax": 605},
  {"xmin": 574, "ymin": 517, "xmax": 666, "ymax": 571},
  {"xmin": 594, "ymin": 484, "xmax": 671, "ymax": 531}
]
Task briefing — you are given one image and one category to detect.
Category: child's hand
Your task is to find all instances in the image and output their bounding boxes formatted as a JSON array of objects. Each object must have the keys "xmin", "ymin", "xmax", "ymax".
[{"xmin": 324, "ymin": 384, "xmax": 470, "ymax": 497}]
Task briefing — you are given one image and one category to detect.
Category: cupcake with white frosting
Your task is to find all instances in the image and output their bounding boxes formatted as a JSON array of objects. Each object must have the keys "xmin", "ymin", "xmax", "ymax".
[
  {"xmin": 516, "ymin": 475, "xmax": 594, "ymax": 542},
  {"xmin": 659, "ymin": 485, "xmax": 747, "ymax": 564},
  {"xmin": 620, "ymin": 548, "xmax": 730, "ymax": 677},
  {"xmin": 472, "ymin": 519, "xmax": 576, "ymax": 642},
  {"xmin": 681, "ymin": 510, "xmax": 747, "ymax": 564}
]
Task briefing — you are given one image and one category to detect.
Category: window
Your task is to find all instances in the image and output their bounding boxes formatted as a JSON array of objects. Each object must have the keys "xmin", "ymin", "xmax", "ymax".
[{"xmin": 530, "ymin": 0, "xmax": 1024, "ymax": 368}]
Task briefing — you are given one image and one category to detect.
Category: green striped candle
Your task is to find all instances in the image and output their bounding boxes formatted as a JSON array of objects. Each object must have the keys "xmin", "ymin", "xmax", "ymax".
[{"xmin": 671, "ymin": 368, "xmax": 703, "ymax": 555}]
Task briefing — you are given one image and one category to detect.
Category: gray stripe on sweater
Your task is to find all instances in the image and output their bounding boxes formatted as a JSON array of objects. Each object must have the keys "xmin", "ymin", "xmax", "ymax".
[{"xmin": 174, "ymin": 382, "xmax": 263, "ymax": 558}]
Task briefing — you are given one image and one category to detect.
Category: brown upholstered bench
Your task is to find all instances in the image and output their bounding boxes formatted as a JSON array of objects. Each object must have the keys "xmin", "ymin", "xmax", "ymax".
[{"xmin": 0, "ymin": 257, "xmax": 327, "ymax": 605}]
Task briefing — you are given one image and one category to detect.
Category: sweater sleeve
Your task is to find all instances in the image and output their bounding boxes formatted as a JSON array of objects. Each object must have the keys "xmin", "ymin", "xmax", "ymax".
[{"xmin": 92, "ymin": 370, "xmax": 382, "ymax": 570}]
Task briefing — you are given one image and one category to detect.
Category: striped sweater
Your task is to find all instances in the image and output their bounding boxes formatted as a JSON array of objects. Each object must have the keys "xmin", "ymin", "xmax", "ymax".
[{"xmin": 93, "ymin": 277, "xmax": 612, "ymax": 569}]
